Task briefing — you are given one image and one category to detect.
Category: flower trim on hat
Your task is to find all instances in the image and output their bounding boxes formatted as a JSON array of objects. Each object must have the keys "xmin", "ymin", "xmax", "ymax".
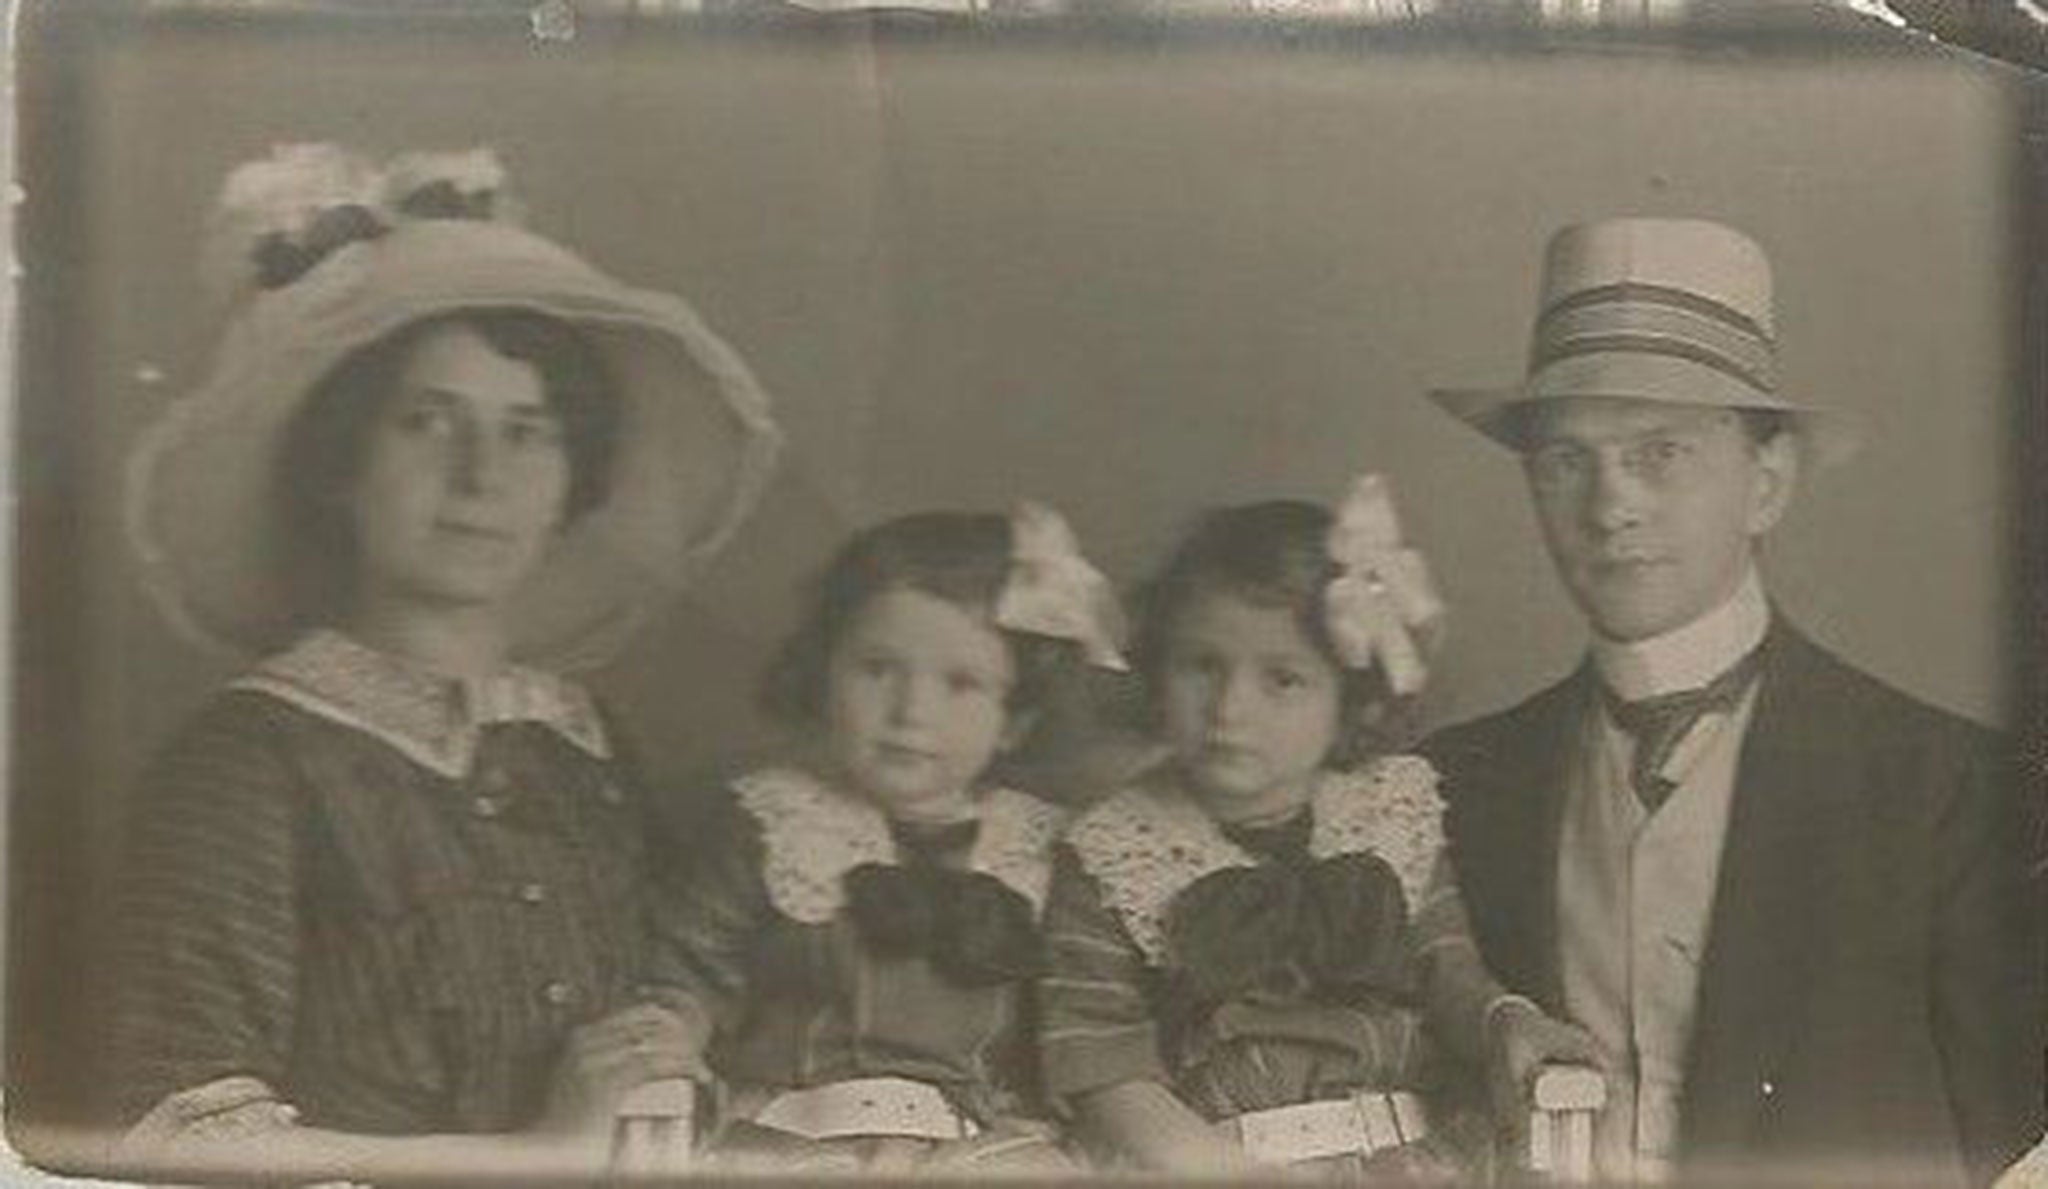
[
  {"xmin": 733, "ymin": 766, "xmax": 1066, "ymax": 925},
  {"xmin": 202, "ymin": 143, "xmax": 521, "ymax": 311},
  {"xmin": 228, "ymin": 629, "xmax": 610, "ymax": 780},
  {"xmin": 382, "ymin": 149, "xmax": 512, "ymax": 221},
  {"xmin": 1066, "ymin": 755, "xmax": 1445, "ymax": 965}
]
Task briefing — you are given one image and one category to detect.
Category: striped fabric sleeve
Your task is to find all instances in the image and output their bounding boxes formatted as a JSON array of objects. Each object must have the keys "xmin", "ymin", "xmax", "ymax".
[
  {"xmin": 1037, "ymin": 844, "xmax": 1168, "ymax": 1101},
  {"xmin": 113, "ymin": 694, "xmax": 304, "ymax": 1124},
  {"xmin": 1340, "ymin": 1000, "xmax": 1433, "ymax": 1087},
  {"xmin": 640, "ymin": 799, "xmax": 775, "ymax": 1036},
  {"xmin": 1413, "ymin": 852, "xmax": 1518, "ymax": 1068}
]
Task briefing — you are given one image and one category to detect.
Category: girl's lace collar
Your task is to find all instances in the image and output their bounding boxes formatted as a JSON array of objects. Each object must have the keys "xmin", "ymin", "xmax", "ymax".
[
  {"xmin": 230, "ymin": 629, "xmax": 609, "ymax": 779},
  {"xmin": 1065, "ymin": 755, "xmax": 1444, "ymax": 963},
  {"xmin": 733, "ymin": 765, "xmax": 1067, "ymax": 925}
]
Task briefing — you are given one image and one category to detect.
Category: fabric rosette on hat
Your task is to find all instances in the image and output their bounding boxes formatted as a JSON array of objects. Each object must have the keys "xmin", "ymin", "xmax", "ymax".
[{"xmin": 127, "ymin": 143, "xmax": 783, "ymax": 669}]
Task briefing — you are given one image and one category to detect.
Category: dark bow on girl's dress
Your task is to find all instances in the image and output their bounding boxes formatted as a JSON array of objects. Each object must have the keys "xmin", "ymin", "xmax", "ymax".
[
  {"xmin": 844, "ymin": 818, "xmax": 1044, "ymax": 987},
  {"xmin": 1165, "ymin": 813, "xmax": 1419, "ymax": 1007}
]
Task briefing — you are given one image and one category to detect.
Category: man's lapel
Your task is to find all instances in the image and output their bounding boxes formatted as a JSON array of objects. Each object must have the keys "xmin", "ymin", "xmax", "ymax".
[
  {"xmin": 1490, "ymin": 667, "xmax": 1590, "ymax": 1011},
  {"xmin": 1679, "ymin": 622, "xmax": 1832, "ymax": 1152}
]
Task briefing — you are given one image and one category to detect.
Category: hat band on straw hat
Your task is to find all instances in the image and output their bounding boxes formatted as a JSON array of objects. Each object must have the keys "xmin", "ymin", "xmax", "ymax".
[
  {"xmin": 1431, "ymin": 345, "xmax": 1856, "ymax": 466},
  {"xmin": 1530, "ymin": 281, "xmax": 1779, "ymax": 399},
  {"xmin": 1524, "ymin": 350, "xmax": 1798, "ymax": 414}
]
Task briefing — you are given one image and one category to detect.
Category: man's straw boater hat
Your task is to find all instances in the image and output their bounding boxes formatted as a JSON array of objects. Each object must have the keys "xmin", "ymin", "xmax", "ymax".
[
  {"xmin": 1429, "ymin": 217, "xmax": 1858, "ymax": 464},
  {"xmin": 126, "ymin": 144, "xmax": 783, "ymax": 670}
]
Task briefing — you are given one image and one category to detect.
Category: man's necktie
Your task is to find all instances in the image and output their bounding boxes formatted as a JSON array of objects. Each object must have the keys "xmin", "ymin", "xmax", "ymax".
[{"xmin": 1600, "ymin": 648, "xmax": 1764, "ymax": 812}]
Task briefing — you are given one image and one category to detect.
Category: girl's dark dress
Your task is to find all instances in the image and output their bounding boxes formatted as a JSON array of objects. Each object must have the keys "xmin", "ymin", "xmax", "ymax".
[
  {"xmin": 115, "ymin": 630, "xmax": 670, "ymax": 1134},
  {"xmin": 1038, "ymin": 755, "xmax": 1475, "ymax": 1172},
  {"xmin": 643, "ymin": 765, "xmax": 1073, "ymax": 1171}
]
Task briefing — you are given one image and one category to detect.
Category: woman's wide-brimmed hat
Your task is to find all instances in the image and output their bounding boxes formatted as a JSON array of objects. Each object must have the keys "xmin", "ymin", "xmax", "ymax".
[
  {"xmin": 1428, "ymin": 217, "xmax": 1859, "ymax": 465},
  {"xmin": 127, "ymin": 145, "xmax": 783, "ymax": 670}
]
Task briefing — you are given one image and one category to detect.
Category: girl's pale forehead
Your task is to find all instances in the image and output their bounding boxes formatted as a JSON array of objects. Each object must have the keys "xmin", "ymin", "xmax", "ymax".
[
  {"xmin": 845, "ymin": 585, "xmax": 1006, "ymax": 647},
  {"xmin": 1169, "ymin": 588, "xmax": 1324, "ymax": 653}
]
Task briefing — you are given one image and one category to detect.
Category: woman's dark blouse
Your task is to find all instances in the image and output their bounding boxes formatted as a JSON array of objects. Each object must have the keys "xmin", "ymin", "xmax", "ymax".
[{"xmin": 113, "ymin": 637, "xmax": 667, "ymax": 1135}]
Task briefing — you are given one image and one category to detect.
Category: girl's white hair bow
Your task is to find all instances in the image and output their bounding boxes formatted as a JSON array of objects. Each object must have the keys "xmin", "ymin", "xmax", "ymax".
[
  {"xmin": 1323, "ymin": 474, "xmax": 1446, "ymax": 697},
  {"xmin": 993, "ymin": 502, "xmax": 1129, "ymax": 672}
]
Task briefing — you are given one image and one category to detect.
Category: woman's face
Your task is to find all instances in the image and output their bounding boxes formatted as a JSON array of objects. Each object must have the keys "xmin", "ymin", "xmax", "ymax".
[
  {"xmin": 1157, "ymin": 588, "xmax": 1342, "ymax": 821},
  {"xmin": 347, "ymin": 322, "xmax": 571, "ymax": 613},
  {"xmin": 824, "ymin": 585, "xmax": 1019, "ymax": 821}
]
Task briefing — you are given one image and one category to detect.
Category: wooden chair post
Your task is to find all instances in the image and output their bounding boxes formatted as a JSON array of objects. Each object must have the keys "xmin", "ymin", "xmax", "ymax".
[
  {"xmin": 609, "ymin": 1078, "xmax": 699, "ymax": 1181},
  {"xmin": 1526, "ymin": 1065, "xmax": 1605, "ymax": 1183}
]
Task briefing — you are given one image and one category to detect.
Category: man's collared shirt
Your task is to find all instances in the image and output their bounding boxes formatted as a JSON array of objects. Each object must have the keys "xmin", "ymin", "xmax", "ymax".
[
  {"xmin": 1592, "ymin": 567, "xmax": 1769, "ymax": 703},
  {"xmin": 1560, "ymin": 566, "xmax": 1768, "ymax": 1181}
]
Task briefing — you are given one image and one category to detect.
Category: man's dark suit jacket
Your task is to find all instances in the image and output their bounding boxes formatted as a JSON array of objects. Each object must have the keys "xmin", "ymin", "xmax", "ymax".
[{"xmin": 1423, "ymin": 620, "xmax": 2042, "ymax": 1185}]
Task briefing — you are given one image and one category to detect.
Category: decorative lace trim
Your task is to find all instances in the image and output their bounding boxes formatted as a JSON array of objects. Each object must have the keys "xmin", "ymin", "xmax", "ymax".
[
  {"xmin": 733, "ymin": 766, "xmax": 1066, "ymax": 925},
  {"xmin": 229, "ymin": 629, "xmax": 608, "ymax": 779},
  {"xmin": 1066, "ymin": 756, "xmax": 1445, "ymax": 964},
  {"xmin": 1065, "ymin": 780, "xmax": 1248, "ymax": 963},
  {"xmin": 735, "ymin": 768, "xmax": 893, "ymax": 925},
  {"xmin": 968, "ymin": 786, "xmax": 1067, "ymax": 914},
  {"xmin": 1309, "ymin": 753, "xmax": 1445, "ymax": 907}
]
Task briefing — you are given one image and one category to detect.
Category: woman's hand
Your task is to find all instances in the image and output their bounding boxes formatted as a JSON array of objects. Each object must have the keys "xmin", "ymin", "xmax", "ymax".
[{"xmin": 536, "ymin": 1003, "xmax": 708, "ymax": 1140}]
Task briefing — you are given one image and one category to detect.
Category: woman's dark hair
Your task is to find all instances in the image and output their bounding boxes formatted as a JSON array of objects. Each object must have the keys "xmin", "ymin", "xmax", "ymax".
[
  {"xmin": 760, "ymin": 511, "xmax": 1076, "ymax": 727},
  {"xmin": 272, "ymin": 307, "xmax": 621, "ymax": 624},
  {"xmin": 1133, "ymin": 500, "xmax": 1415, "ymax": 767}
]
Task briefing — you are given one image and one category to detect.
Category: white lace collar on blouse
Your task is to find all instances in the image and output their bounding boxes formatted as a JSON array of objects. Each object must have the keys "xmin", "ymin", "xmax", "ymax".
[
  {"xmin": 1065, "ymin": 755, "xmax": 1445, "ymax": 964},
  {"xmin": 732, "ymin": 765, "xmax": 1067, "ymax": 925},
  {"xmin": 230, "ymin": 629, "xmax": 610, "ymax": 779}
]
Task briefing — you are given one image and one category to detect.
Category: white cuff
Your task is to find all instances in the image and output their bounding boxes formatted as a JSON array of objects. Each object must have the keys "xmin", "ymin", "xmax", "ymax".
[
  {"xmin": 120, "ymin": 1075, "xmax": 299, "ymax": 1157},
  {"xmin": 1483, "ymin": 993, "xmax": 1543, "ymax": 1034}
]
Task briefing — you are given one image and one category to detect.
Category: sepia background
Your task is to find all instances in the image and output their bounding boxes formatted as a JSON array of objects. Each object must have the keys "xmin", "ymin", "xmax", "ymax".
[{"xmin": 10, "ymin": 2, "xmax": 2032, "ymax": 1156}]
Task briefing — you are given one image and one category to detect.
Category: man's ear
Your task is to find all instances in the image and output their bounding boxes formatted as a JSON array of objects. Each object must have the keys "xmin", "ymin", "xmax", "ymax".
[{"xmin": 1747, "ymin": 429, "xmax": 1801, "ymax": 536}]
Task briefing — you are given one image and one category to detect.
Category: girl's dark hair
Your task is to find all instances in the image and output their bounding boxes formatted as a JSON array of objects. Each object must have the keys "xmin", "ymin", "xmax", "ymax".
[
  {"xmin": 272, "ymin": 307, "xmax": 621, "ymax": 625},
  {"xmin": 1133, "ymin": 500, "xmax": 1416, "ymax": 767},
  {"xmin": 760, "ymin": 511, "xmax": 1077, "ymax": 726}
]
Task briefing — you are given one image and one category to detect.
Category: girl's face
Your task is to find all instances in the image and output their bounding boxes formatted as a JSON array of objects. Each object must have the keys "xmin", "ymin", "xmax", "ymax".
[
  {"xmin": 1158, "ymin": 588, "xmax": 1343, "ymax": 820},
  {"xmin": 824, "ymin": 585, "xmax": 1020, "ymax": 821},
  {"xmin": 348, "ymin": 323, "xmax": 571, "ymax": 613}
]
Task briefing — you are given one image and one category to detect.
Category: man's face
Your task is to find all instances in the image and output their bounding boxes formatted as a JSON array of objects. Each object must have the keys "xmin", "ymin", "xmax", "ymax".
[{"xmin": 1522, "ymin": 397, "xmax": 1797, "ymax": 642}]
